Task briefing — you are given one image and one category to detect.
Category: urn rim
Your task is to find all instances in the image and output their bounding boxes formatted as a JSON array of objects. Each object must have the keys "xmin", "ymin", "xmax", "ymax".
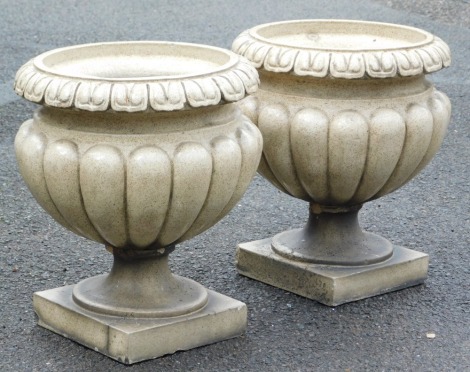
[
  {"xmin": 232, "ymin": 19, "xmax": 451, "ymax": 79},
  {"xmin": 14, "ymin": 41, "xmax": 259, "ymax": 112}
]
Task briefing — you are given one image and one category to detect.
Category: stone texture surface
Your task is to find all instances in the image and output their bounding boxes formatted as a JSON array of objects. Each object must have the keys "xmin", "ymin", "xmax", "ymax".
[
  {"xmin": 0, "ymin": 0, "xmax": 468, "ymax": 371},
  {"xmin": 232, "ymin": 20, "xmax": 451, "ymax": 303},
  {"xmin": 237, "ymin": 239, "xmax": 429, "ymax": 306},
  {"xmin": 12, "ymin": 41, "xmax": 262, "ymax": 363},
  {"xmin": 14, "ymin": 42, "xmax": 262, "ymax": 249},
  {"xmin": 15, "ymin": 42, "xmax": 259, "ymax": 111},
  {"xmin": 233, "ymin": 20, "xmax": 451, "ymax": 207},
  {"xmin": 232, "ymin": 20, "xmax": 450, "ymax": 79},
  {"xmin": 34, "ymin": 286, "xmax": 247, "ymax": 364},
  {"xmin": 241, "ymin": 83, "xmax": 450, "ymax": 205},
  {"xmin": 15, "ymin": 105, "xmax": 262, "ymax": 248}
]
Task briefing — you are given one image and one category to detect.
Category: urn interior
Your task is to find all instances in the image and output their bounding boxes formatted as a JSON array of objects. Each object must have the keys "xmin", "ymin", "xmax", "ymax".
[
  {"xmin": 36, "ymin": 42, "xmax": 235, "ymax": 80},
  {"xmin": 251, "ymin": 20, "xmax": 433, "ymax": 50}
]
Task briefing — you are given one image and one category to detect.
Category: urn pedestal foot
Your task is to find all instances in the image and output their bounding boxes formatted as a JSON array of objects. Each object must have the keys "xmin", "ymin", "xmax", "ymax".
[
  {"xmin": 34, "ymin": 284, "xmax": 247, "ymax": 364},
  {"xmin": 236, "ymin": 238, "xmax": 428, "ymax": 306},
  {"xmin": 271, "ymin": 206, "xmax": 394, "ymax": 266}
]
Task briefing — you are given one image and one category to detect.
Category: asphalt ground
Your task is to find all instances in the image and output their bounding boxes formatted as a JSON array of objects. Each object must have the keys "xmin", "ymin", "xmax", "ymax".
[{"xmin": 0, "ymin": 0, "xmax": 468, "ymax": 371}]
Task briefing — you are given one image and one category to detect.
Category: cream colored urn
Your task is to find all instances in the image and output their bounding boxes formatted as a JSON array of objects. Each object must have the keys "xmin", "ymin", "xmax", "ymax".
[
  {"xmin": 232, "ymin": 20, "xmax": 451, "ymax": 306},
  {"xmin": 14, "ymin": 41, "xmax": 262, "ymax": 363}
]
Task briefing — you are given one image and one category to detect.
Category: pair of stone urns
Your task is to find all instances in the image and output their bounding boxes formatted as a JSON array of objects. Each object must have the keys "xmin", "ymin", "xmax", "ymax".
[{"xmin": 14, "ymin": 20, "xmax": 451, "ymax": 363}]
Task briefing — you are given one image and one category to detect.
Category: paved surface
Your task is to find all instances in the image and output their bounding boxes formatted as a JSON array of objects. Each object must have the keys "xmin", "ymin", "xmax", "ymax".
[{"xmin": 0, "ymin": 0, "xmax": 468, "ymax": 371}]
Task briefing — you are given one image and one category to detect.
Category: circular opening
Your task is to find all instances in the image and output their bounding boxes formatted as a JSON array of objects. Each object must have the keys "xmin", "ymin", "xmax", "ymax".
[
  {"xmin": 252, "ymin": 20, "xmax": 433, "ymax": 51},
  {"xmin": 34, "ymin": 41, "xmax": 236, "ymax": 81}
]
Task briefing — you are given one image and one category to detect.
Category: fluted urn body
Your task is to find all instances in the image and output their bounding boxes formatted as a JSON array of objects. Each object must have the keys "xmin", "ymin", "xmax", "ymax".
[
  {"xmin": 232, "ymin": 20, "xmax": 451, "ymax": 305},
  {"xmin": 14, "ymin": 41, "xmax": 262, "ymax": 362}
]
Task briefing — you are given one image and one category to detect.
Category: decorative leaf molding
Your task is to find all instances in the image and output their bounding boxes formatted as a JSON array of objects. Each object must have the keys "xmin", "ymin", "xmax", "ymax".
[
  {"xmin": 14, "ymin": 44, "xmax": 259, "ymax": 112},
  {"xmin": 232, "ymin": 21, "xmax": 451, "ymax": 79}
]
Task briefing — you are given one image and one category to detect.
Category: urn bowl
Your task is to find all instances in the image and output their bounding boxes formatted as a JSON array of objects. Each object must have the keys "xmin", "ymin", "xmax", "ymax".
[
  {"xmin": 15, "ymin": 41, "xmax": 263, "ymax": 251},
  {"xmin": 233, "ymin": 20, "xmax": 451, "ymax": 207}
]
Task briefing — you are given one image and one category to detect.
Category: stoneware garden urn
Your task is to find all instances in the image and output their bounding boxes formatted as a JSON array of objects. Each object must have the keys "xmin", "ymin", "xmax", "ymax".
[
  {"xmin": 14, "ymin": 41, "xmax": 262, "ymax": 363},
  {"xmin": 232, "ymin": 20, "xmax": 451, "ymax": 306}
]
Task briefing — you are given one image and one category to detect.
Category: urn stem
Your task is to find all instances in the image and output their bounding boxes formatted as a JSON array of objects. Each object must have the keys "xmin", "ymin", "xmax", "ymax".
[
  {"xmin": 271, "ymin": 204, "xmax": 393, "ymax": 266},
  {"xmin": 72, "ymin": 246, "xmax": 208, "ymax": 318}
]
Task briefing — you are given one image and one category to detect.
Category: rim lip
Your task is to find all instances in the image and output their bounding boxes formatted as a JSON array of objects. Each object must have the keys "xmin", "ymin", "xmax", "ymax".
[
  {"xmin": 33, "ymin": 40, "xmax": 240, "ymax": 82},
  {"xmin": 248, "ymin": 19, "xmax": 435, "ymax": 52},
  {"xmin": 15, "ymin": 40, "xmax": 260, "ymax": 112}
]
